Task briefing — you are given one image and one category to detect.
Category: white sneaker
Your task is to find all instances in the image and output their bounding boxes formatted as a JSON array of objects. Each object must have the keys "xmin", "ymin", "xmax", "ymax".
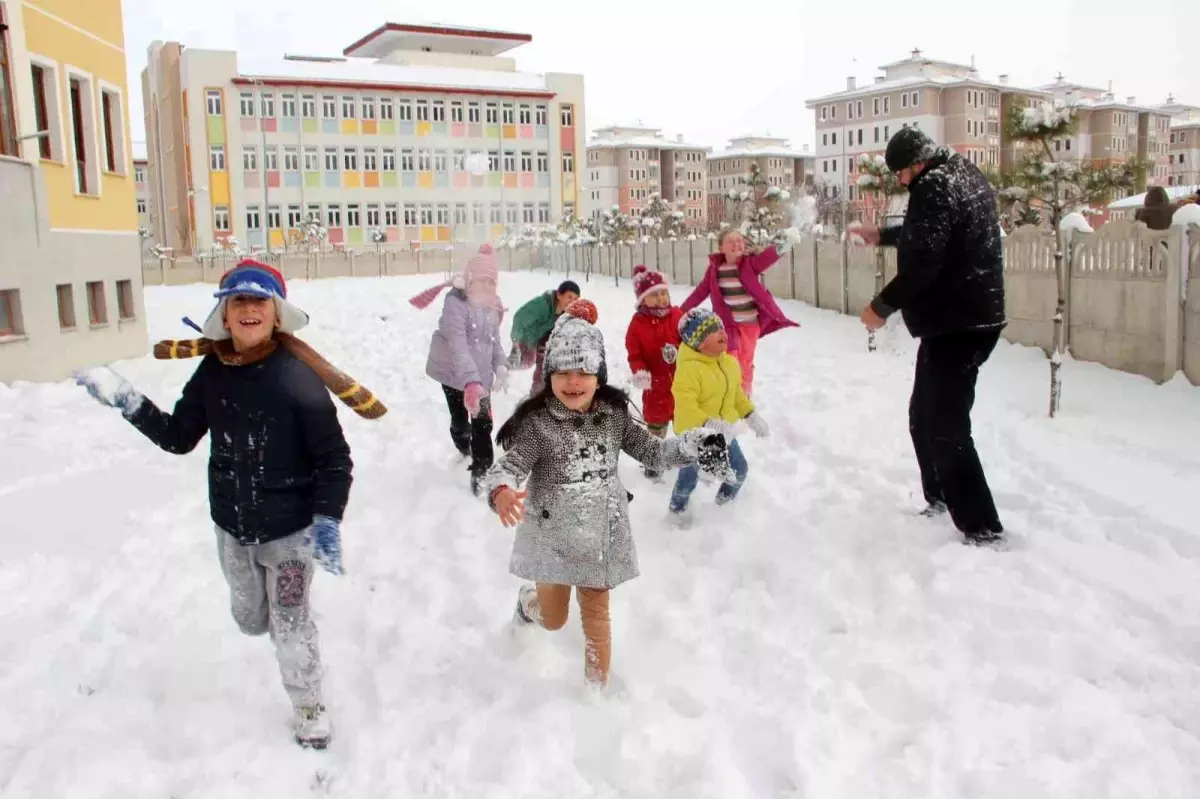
[
  {"xmin": 293, "ymin": 704, "xmax": 331, "ymax": 749},
  {"xmin": 513, "ymin": 584, "xmax": 538, "ymax": 625}
]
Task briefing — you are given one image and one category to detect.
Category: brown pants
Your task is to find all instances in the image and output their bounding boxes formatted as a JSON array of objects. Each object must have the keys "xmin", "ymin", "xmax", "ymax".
[{"xmin": 524, "ymin": 583, "xmax": 611, "ymax": 685}]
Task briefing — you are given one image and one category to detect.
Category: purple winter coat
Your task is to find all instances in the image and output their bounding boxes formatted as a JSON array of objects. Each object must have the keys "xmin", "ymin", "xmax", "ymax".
[
  {"xmin": 425, "ymin": 289, "xmax": 506, "ymax": 391},
  {"xmin": 680, "ymin": 246, "xmax": 799, "ymax": 353}
]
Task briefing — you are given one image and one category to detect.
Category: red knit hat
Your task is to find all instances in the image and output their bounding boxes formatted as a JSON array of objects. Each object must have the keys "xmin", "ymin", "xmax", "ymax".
[
  {"xmin": 564, "ymin": 298, "xmax": 598, "ymax": 325},
  {"xmin": 632, "ymin": 264, "xmax": 668, "ymax": 307}
]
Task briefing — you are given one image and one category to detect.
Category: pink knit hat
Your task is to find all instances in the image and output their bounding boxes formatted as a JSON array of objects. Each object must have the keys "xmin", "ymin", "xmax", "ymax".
[
  {"xmin": 632, "ymin": 264, "xmax": 668, "ymax": 307},
  {"xmin": 409, "ymin": 243, "xmax": 501, "ymax": 310}
]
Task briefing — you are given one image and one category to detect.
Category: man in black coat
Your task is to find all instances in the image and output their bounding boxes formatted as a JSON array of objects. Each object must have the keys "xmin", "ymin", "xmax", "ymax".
[{"xmin": 854, "ymin": 127, "xmax": 1006, "ymax": 544}]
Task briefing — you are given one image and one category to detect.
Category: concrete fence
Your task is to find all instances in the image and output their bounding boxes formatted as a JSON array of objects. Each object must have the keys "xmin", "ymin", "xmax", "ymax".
[{"xmin": 143, "ymin": 224, "xmax": 1200, "ymax": 387}]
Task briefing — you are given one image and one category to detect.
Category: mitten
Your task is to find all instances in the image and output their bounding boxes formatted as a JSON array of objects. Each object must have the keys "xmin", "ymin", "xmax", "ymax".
[
  {"xmin": 695, "ymin": 433, "xmax": 735, "ymax": 482},
  {"xmin": 493, "ymin": 366, "xmax": 509, "ymax": 394},
  {"xmin": 745, "ymin": 412, "xmax": 770, "ymax": 438},
  {"xmin": 74, "ymin": 366, "xmax": 145, "ymax": 419},
  {"xmin": 304, "ymin": 515, "xmax": 344, "ymax": 576},
  {"xmin": 630, "ymin": 370, "xmax": 653, "ymax": 391},
  {"xmin": 661, "ymin": 343, "xmax": 678, "ymax": 364},
  {"xmin": 464, "ymin": 382, "xmax": 486, "ymax": 417}
]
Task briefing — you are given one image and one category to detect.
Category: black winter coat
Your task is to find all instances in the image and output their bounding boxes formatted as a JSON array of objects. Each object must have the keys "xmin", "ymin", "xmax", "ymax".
[
  {"xmin": 128, "ymin": 347, "xmax": 353, "ymax": 545},
  {"xmin": 872, "ymin": 150, "xmax": 1006, "ymax": 338}
]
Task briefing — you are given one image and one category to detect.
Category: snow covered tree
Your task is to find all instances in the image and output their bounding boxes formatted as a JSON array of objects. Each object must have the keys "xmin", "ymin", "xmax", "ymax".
[
  {"xmin": 998, "ymin": 103, "xmax": 1142, "ymax": 417},
  {"xmin": 855, "ymin": 154, "xmax": 907, "ymax": 224},
  {"xmin": 720, "ymin": 162, "xmax": 791, "ymax": 246},
  {"xmin": 598, "ymin": 204, "xmax": 637, "ymax": 246},
  {"xmin": 639, "ymin": 193, "xmax": 689, "ymax": 240}
]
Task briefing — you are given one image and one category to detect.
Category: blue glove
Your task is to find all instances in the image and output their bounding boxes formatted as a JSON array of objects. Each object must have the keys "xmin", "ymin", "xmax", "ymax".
[
  {"xmin": 73, "ymin": 366, "xmax": 145, "ymax": 418},
  {"xmin": 305, "ymin": 515, "xmax": 344, "ymax": 576}
]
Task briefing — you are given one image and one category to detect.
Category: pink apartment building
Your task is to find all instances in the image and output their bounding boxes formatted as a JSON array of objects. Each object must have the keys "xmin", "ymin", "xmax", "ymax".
[{"xmin": 583, "ymin": 124, "xmax": 709, "ymax": 228}]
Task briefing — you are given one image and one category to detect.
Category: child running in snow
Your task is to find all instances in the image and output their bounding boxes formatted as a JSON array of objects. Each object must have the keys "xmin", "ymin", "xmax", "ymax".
[
  {"xmin": 669, "ymin": 308, "xmax": 770, "ymax": 525},
  {"xmin": 73, "ymin": 260, "xmax": 384, "ymax": 749},
  {"xmin": 680, "ymin": 229, "xmax": 799, "ymax": 397},
  {"xmin": 625, "ymin": 264, "xmax": 683, "ymax": 481},
  {"xmin": 508, "ymin": 280, "xmax": 581, "ymax": 395},
  {"xmin": 411, "ymin": 244, "xmax": 509, "ymax": 495},
  {"xmin": 486, "ymin": 300, "xmax": 728, "ymax": 686}
]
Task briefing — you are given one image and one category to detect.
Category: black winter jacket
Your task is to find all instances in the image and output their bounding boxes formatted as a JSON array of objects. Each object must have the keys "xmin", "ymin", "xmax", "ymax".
[
  {"xmin": 871, "ymin": 150, "xmax": 1006, "ymax": 338},
  {"xmin": 128, "ymin": 347, "xmax": 353, "ymax": 544}
]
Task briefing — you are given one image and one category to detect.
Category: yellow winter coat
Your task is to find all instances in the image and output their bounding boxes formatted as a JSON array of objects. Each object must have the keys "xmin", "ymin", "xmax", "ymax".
[{"xmin": 672, "ymin": 344, "xmax": 755, "ymax": 433}]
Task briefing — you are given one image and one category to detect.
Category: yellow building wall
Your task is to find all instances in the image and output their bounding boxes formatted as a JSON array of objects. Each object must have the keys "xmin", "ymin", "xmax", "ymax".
[{"xmin": 22, "ymin": 0, "xmax": 136, "ymax": 233}]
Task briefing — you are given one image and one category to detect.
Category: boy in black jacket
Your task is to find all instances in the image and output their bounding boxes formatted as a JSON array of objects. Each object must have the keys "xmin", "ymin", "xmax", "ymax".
[{"xmin": 75, "ymin": 261, "xmax": 356, "ymax": 748}]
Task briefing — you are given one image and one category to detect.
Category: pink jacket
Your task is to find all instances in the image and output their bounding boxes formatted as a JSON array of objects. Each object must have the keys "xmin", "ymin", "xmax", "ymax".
[{"xmin": 680, "ymin": 246, "xmax": 799, "ymax": 352}]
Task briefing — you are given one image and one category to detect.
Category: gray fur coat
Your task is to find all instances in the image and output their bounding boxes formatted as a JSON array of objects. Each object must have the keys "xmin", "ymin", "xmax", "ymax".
[{"xmin": 485, "ymin": 397, "xmax": 692, "ymax": 589}]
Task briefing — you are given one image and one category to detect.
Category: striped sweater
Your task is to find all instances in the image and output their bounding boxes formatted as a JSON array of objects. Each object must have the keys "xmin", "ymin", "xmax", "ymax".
[{"xmin": 716, "ymin": 263, "xmax": 758, "ymax": 324}]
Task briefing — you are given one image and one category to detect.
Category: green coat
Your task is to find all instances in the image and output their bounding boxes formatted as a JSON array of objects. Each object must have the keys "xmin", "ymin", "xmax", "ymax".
[{"xmin": 510, "ymin": 292, "xmax": 558, "ymax": 347}]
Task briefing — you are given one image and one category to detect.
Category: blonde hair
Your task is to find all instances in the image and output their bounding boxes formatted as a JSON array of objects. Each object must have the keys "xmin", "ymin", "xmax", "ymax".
[{"xmin": 717, "ymin": 228, "xmax": 743, "ymax": 248}]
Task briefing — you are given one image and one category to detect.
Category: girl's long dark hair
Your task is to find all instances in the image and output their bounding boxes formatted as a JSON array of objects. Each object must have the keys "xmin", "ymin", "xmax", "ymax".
[{"xmin": 496, "ymin": 383, "xmax": 641, "ymax": 450}]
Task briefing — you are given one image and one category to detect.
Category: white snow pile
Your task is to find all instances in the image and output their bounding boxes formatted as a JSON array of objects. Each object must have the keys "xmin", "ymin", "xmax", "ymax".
[
  {"xmin": 4, "ymin": 273, "xmax": 1200, "ymax": 797},
  {"xmin": 464, "ymin": 152, "xmax": 489, "ymax": 176},
  {"xmin": 1019, "ymin": 104, "xmax": 1076, "ymax": 133},
  {"xmin": 1060, "ymin": 211, "xmax": 1095, "ymax": 235},
  {"xmin": 1171, "ymin": 203, "xmax": 1200, "ymax": 228},
  {"xmin": 857, "ymin": 174, "xmax": 880, "ymax": 188}
]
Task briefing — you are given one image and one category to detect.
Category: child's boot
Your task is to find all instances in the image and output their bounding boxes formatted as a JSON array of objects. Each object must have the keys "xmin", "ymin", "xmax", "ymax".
[
  {"xmin": 512, "ymin": 584, "xmax": 537, "ymax": 625},
  {"xmin": 293, "ymin": 704, "xmax": 331, "ymax": 749}
]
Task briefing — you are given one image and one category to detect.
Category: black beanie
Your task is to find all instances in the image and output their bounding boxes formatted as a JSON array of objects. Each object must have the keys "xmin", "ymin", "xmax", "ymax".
[
  {"xmin": 557, "ymin": 280, "xmax": 581, "ymax": 296},
  {"xmin": 885, "ymin": 127, "xmax": 938, "ymax": 173}
]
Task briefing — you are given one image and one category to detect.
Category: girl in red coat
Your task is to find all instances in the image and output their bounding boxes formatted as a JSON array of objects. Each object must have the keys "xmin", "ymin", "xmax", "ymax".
[{"xmin": 625, "ymin": 265, "xmax": 684, "ymax": 481}]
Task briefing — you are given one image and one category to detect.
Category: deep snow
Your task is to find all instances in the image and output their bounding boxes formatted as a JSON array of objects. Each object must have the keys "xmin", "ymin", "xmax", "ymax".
[{"xmin": 2, "ymin": 268, "xmax": 1200, "ymax": 798}]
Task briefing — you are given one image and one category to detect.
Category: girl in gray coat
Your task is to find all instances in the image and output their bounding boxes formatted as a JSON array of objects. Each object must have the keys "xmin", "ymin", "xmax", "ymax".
[
  {"xmin": 412, "ymin": 244, "xmax": 509, "ymax": 494},
  {"xmin": 486, "ymin": 300, "xmax": 727, "ymax": 687}
]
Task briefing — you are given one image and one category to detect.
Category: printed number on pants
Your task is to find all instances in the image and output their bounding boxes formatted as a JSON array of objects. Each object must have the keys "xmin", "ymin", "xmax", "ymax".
[{"xmin": 276, "ymin": 560, "xmax": 308, "ymax": 607}]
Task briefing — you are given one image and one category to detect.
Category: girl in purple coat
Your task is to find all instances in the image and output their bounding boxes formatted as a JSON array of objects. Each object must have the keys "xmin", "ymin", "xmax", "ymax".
[
  {"xmin": 411, "ymin": 244, "xmax": 509, "ymax": 494},
  {"xmin": 680, "ymin": 229, "xmax": 798, "ymax": 397}
]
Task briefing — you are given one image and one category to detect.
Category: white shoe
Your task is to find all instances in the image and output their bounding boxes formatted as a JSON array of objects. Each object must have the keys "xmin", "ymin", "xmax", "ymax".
[
  {"xmin": 513, "ymin": 584, "xmax": 537, "ymax": 625},
  {"xmin": 293, "ymin": 704, "xmax": 331, "ymax": 749}
]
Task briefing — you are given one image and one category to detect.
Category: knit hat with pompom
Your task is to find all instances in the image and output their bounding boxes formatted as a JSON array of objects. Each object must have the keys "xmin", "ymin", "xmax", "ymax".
[
  {"xmin": 678, "ymin": 307, "xmax": 725, "ymax": 350},
  {"xmin": 631, "ymin": 264, "xmax": 669, "ymax": 307},
  {"xmin": 543, "ymin": 299, "xmax": 606, "ymax": 383}
]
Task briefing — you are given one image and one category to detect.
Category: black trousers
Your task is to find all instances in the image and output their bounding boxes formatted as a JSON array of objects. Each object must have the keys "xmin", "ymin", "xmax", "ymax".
[
  {"xmin": 909, "ymin": 329, "xmax": 1003, "ymax": 536},
  {"xmin": 441, "ymin": 385, "xmax": 494, "ymax": 474}
]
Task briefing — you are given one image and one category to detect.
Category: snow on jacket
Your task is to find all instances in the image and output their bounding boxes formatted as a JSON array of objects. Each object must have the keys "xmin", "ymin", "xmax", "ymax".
[
  {"xmin": 126, "ymin": 347, "xmax": 353, "ymax": 545},
  {"xmin": 624, "ymin": 306, "xmax": 684, "ymax": 427},
  {"xmin": 484, "ymin": 396, "xmax": 693, "ymax": 589},
  {"xmin": 425, "ymin": 288, "xmax": 506, "ymax": 391},
  {"xmin": 510, "ymin": 291, "xmax": 559, "ymax": 348},
  {"xmin": 872, "ymin": 149, "xmax": 1006, "ymax": 338},
  {"xmin": 680, "ymin": 246, "xmax": 798, "ymax": 352},
  {"xmin": 672, "ymin": 344, "xmax": 755, "ymax": 434}
]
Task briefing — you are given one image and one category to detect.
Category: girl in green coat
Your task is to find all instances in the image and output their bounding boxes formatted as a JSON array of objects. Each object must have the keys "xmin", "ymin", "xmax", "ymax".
[{"xmin": 508, "ymin": 280, "xmax": 581, "ymax": 395}]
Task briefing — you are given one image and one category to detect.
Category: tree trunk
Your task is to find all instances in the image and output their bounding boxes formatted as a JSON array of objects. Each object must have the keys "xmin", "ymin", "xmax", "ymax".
[{"xmin": 1049, "ymin": 223, "xmax": 1066, "ymax": 418}]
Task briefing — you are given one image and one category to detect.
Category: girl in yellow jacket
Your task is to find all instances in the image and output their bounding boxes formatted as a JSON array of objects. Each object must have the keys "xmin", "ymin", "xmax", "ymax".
[{"xmin": 669, "ymin": 308, "xmax": 770, "ymax": 523}]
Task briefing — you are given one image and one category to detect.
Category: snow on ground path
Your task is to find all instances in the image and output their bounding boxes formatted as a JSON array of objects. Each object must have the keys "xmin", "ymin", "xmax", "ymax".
[{"xmin": 2, "ymin": 270, "xmax": 1200, "ymax": 798}]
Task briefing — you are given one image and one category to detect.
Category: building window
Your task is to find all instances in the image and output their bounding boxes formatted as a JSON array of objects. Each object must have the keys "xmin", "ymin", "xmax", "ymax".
[
  {"xmin": 267, "ymin": 205, "xmax": 281, "ymax": 229},
  {"xmin": 454, "ymin": 203, "xmax": 468, "ymax": 225},
  {"xmin": 240, "ymin": 92, "xmax": 256, "ymax": 117},
  {"xmin": 398, "ymin": 101, "xmax": 412, "ymax": 122},
  {"xmin": 417, "ymin": 149, "xmax": 431, "ymax": 171},
  {"xmin": 561, "ymin": 105, "xmax": 574, "ymax": 127},
  {"xmin": 485, "ymin": 102, "xmax": 498, "ymax": 124},
  {"xmin": 243, "ymin": 146, "xmax": 257, "ymax": 171},
  {"xmin": 116, "ymin": 280, "xmax": 135, "ymax": 321},
  {"xmin": 536, "ymin": 151, "xmax": 548, "ymax": 172},
  {"xmin": 210, "ymin": 145, "xmax": 225, "ymax": 170},
  {"xmin": 361, "ymin": 97, "xmax": 376, "ymax": 120},
  {"xmin": 206, "ymin": 89, "xmax": 223, "ymax": 116},
  {"xmin": 322, "ymin": 96, "xmax": 336, "ymax": 118},
  {"xmin": 384, "ymin": 203, "xmax": 398, "ymax": 226},
  {"xmin": 522, "ymin": 203, "xmax": 535, "ymax": 224},
  {"xmin": 301, "ymin": 94, "xmax": 316, "ymax": 118},
  {"xmin": 420, "ymin": 205, "xmax": 434, "ymax": 225},
  {"xmin": 342, "ymin": 96, "xmax": 356, "ymax": 119},
  {"xmin": 468, "ymin": 102, "xmax": 480, "ymax": 123},
  {"xmin": 403, "ymin": 204, "xmax": 418, "ymax": 226},
  {"xmin": 432, "ymin": 100, "xmax": 445, "ymax": 122},
  {"xmin": 379, "ymin": 98, "xmax": 393, "ymax": 121},
  {"xmin": 287, "ymin": 205, "xmax": 302, "ymax": 228},
  {"xmin": 214, "ymin": 205, "xmax": 230, "ymax": 231},
  {"xmin": 505, "ymin": 205, "xmax": 519, "ymax": 226},
  {"xmin": 56, "ymin": 284, "xmax": 76, "ymax": 330},
  {"xmin": 136, "ymin": 198, "xmax": 147, "ymax": 214},
  {"xmin": 324, "ymin": 147, "xmax": 338, "ymax": 171},
  {"xmin": 326, "ymin": 204, "xmax": 341, "ymax": 227},
  {"xmin": 503, "ymin": 150, "xmax": 516, "ymax": 172},
  {"xmin": 451, "ymin": 101, "xmax": 463, "ymax": 123},
  {"xmin": 100, "ymin": 87, "xmax": 125, "ymax": 173},
  {"xmin": 343, "ymin": 147, "xmax": 358, "ymax": 171},
  {"xmin": 518, "ymin": 104, "xmax": 532, "ymax": 125},
  {"xmin": 436, "ymin": 204, "xmax": 451, "ymax": 225},
  {"xmin": 68, "ymin": 74, "xmax": 97, "ymax": 194},
  {"xmin": 366, "ymin": 204, "xmax": 380, "ymax": 227},
  {"xmin": 246, "ymin": 205, "xmax": 261, "ymax": 230},
  {"xmin": 538, "ymin": 203, "xmax": 550, "ymax": 224},
  {"xmin": 30, "ymin": 63, "xmax": 55, "ymax": 159},
  {"xmin": 401, "ymin": 149, "xmax": 414, "ymax": 171},
  {"xmin": 260, "ymin": 93, "xmax": 275, "ymax": 117},
  {"xmin": 520, "ymin": 151, "xmax": 533, "ymax": 172},
  {"xmin": 562, "ymin": 152, "xmax": 574, "ymax": 172},
  {"xmin": 134, "ymin": 166, "xmax": 146, "ymax": 182},
  {"xmin": 86, "ymin": 281, "xmax": 107, "ymax": 325},
  {"xmin": 434, "ymin": 150, "xmax": 447, "ymax": 173},
  {"xmin": 283, "ymin": 146, "xmax": 299, "ymax": 171},
  {"xmin": 501, "ymin": 103, "xmax": 515, "ymax": 125},
  {"xmin": 363, "ymin": 148, "xmax": 377, "ymax": 171},
  {"xmin": 0, "ymin": 288, "xmax": 20, "ymax": 334},
  {"xmin": 382, "ymin": 147, "xmax": 396, "ymax": 171},
  {"xmin": 303, "ymin": 146, "xmax": 318, "ymax": 171},
  {"xmin": 535, "ymin": 104, "xmax": 547, "ymax": 125},
  {"xmin": 416, "ymin": 100, "xmax": 429, "ymax": 122}
]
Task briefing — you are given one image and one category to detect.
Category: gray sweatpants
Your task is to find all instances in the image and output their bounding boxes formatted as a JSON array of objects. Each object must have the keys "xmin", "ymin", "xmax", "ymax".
[{"xmin": 215, "ymin": 527, "xmax": 322, "ymax": 709}]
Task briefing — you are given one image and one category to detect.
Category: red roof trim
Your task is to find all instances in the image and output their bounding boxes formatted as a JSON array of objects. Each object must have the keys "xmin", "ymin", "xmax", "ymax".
[
  {"xmin": 231, "ymin": 76, "xmax": 553, "ymax": 99},
  {"xmin": 343, "ymin": 23, "xmax": 532, "ymax": 56}
]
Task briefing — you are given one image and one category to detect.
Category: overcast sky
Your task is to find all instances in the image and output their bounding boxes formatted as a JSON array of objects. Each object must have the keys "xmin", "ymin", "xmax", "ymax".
[{"xmin": 123, "ymin": 0, "xmax": 1200, "ymax": 153}]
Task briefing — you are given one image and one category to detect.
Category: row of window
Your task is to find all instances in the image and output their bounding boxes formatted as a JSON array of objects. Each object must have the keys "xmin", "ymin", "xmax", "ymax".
[
  {"xmin": 207, "ymin": 89, "xmax": 575, "ymax": 128},
  {"xmin": 218, "ymin": 201, "xmax": 558, "ymax": 232},
  {"xmin": 820, "ymin": 92, "xmax": 922, "ymax": 122},
  {"xmin": 1169, "ymin": 130, "xmax": 1196, "ymax": 145},
  {"xmin": 709, "ymin": 157, "xmax": 797, "ymax": 173},
  {"xmin": 208, "ymin": 145, "xmax": 574, "ymax": 174},
  {"xmin": 0, "ymin": 281, "xmax": 135, "ymax": 338}
]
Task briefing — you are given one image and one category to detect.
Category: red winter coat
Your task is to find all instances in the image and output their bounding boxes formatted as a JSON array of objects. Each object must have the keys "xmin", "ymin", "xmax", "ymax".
[{"xmin": 625, "ymin": 306, "xmax": 683, "ymax": 426}]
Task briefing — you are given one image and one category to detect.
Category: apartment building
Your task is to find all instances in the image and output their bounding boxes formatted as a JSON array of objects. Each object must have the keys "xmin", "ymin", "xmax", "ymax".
[
  {"xmin": 142, "ymin": 23, "xmax": 585, "ymax": 256},
  {"xmin": 583, "ymin": 124, "xmax": 708, "ymax": 228},
  {"xmin": 0, "ymin": 0, "xmax": 146, "ymax": 383},
  {"xmin": 133, "ymin": 139, "xmax": 151, "ymax": 239},
  {"xmin": 1160, "ymin": 96, "xmax": 1200, "ymax": 188},
  {"xmin": 706, "ymin": 135, "xmax": 813, "ymax": 224}
]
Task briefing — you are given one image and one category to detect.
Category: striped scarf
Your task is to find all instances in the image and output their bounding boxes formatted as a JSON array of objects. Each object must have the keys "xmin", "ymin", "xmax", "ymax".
[{"xmin": 152, "ymin": 333, "xmax": 387, "ymax": 420}]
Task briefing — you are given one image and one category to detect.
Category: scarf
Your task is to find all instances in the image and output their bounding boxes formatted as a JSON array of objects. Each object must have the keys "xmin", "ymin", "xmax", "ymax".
[
  {"xmin": 639, "ymin": 305, "xmax": 671, "ymax": 319},
  {"xmin": 408, "ymin": 280, "xmax": 506, "ymax": 319},
  {"xmin": 152, "ymin": 333, "xmax": 387, "ymax": 420}
]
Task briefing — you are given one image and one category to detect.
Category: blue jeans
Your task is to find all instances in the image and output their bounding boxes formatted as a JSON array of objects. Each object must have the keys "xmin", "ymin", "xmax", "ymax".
[{"xmin": 670, "ymin": 439, "xmax": 748, "ymax": 512}]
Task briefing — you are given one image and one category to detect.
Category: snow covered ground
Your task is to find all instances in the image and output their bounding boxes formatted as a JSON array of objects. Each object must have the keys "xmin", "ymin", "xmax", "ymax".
[{"xmin": 3, "ymin": 269, "xmax": 1200, "ymax": 798}]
